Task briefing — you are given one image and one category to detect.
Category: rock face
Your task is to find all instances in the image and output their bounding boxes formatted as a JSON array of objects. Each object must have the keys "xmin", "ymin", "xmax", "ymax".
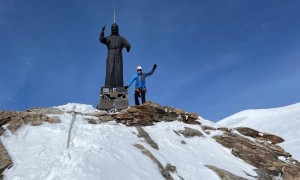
[
  {"xmin": 0, "ymin": 141, "xmax": 12, "ymax": 178},
  {"xmin": 205, "ymin": 165, "xmax": 247, "ymax": 180},
  {"xmin": 136, "ymin": 126, "xmax": 159, "ymax": 150},
  {"xmin": 213, "ymin": 131, "xmax": 300, "ymax": 179},
  {"xmin": 0, "ymin": 108, "xmax": 63, "ymax": 178},
  {"xmin": 178, "ymin": 127, "xmax": 203, "ymax": 138},
  {"xmin": 235, "ymin": 127, "xmax": 285, "ymax": 144},
  {"xmin": 0, "ymin": 109, "xmax": 62, "ymax": 133},
  {"xmin": 114, "ymin": 101, "xmax": 200, "ymax": 126},
  {"xmin": 134, "ymin": 144, "xmax": 174, "ymax": 180}
]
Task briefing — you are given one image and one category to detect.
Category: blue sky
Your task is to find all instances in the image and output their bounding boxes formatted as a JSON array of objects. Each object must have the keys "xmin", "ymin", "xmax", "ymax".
[{"xmin": 1, "ymin": 0, "xmax": 300, "ymax": 121}]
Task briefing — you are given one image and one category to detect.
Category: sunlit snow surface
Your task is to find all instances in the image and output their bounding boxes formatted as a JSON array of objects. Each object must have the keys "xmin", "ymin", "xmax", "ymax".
[
  {"xmin": 1, "ymin": 103, "xmax": 258, "ymax": 180},
  {"xmin": 217, "ymin": 103, "xmax": 300, "ymax": 161}
]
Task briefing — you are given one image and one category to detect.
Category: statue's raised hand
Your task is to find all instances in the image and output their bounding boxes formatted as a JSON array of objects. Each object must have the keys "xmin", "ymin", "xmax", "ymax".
[{"xmin": 102, "ymin": 25, "xmax": 106, "ymax": 32}]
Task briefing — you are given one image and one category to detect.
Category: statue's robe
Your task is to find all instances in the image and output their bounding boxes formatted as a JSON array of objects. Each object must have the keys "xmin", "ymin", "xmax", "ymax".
[{"xmin": 100, "ymin": 33, "xmax": 130, "ymax": 87}]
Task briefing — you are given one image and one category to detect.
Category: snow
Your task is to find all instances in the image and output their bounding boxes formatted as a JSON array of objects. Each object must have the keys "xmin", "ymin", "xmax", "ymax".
[
  {"xmin": 1, "ymin": 103, "xmax": 257, "ymax": 180},
  {"xmin": 217, "ymin": 103, "xmax": 300, "ymax": 161}
]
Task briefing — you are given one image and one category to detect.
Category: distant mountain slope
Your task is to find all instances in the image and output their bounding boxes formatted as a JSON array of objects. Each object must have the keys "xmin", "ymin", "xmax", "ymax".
[{"xmin": 217, "ymin": 103, "xmax": 300, "ymax": 161}]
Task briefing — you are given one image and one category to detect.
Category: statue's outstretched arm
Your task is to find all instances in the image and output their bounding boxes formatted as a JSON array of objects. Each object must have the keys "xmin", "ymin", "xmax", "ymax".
[
  {"xmin": 122, "ymin": 38, "xmax": 131, "ymax": 52},
  {"xmin": 99, "ymin": 25, "xmax": 107, "ymax": 44}
]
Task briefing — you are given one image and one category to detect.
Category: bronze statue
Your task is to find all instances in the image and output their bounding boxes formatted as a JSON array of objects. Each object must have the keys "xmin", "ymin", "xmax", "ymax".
[{"xmin": 99, "ymin": 23, "xmax": 131, "ymax": 87}]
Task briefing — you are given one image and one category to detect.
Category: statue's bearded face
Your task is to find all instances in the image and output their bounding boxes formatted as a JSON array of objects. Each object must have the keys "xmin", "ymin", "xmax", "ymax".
[{"xmin": 111, "ymin": 24, "xmax": 119, "ymax": 35}]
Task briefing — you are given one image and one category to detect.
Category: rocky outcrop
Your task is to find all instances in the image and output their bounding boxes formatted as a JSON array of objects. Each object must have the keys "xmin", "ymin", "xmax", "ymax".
[
  {"xmin": 0, "ymin": 110, "xmax": 62, "ymax": 133},
  {"xmin": 0, "ymin": 141, "xmax": 12, "ymax": 178},
  {"xmin": 178, "ymin": 127, "xmax": 203, "ymax": 138},
  {"xmin": 114, "ymin": 101, "xmax": 200, "ymax": 126},
  {"xmin": 235, "ymin": 127, "xmax": 285, "ymax": 144},
  {"xmin": 136, "ymin": 126, "xmax": 159, "ymax": 150},
  {"xmin": 134, "ymin": 144, "xmax": 173, "ymax": 180},
  {"xmin": 213, "ymin": 131, "xmax": 300, "ymax": 179},
  {"xmin": 0, "ymin": 108, "xmax": 63, "ymax": 178},
  {"xmin": 205, "ymin": 165, "xmax": 247, "ymax": 180}
]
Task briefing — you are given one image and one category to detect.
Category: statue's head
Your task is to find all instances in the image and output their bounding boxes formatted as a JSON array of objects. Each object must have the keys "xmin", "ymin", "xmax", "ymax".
[{"xmin": 111, "ymin": 23, "xmax": 119, "ymax": 35}]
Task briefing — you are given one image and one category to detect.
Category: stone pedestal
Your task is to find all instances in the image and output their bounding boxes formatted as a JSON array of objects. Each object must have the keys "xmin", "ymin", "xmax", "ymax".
[{"xmin": 97, "ymin": 87, "xmax": 129, "ymax": 111}]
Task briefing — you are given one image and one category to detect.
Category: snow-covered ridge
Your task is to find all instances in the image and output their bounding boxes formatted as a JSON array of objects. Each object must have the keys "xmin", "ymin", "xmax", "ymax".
[
  {"xmin": 217, "ymin": 102, "xmax": 300, "ymax": 161},
  {"xmin": 1, "ymin": 102, "xmax": 300, "ymax": 180}
]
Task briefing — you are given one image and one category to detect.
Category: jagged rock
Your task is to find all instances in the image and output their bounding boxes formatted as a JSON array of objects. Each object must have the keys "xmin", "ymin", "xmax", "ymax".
[
  {"xmin": 201, "ymin": 125, "xmax": 216, "ymax": 131},
  {"xmin": 87, "ymin": 119, "xmax": 98, "ymax": 124},
  {"xmin": 114, "ymin": 111, "xmax": 134, "ymax": 121},
  {"xmin": 30, "ymin": 119, "xmax": 43, "ymax": 126},
  {"xmin": 0, "ymin": 110, "xmax": 63, "ymax": 132},
  {"xmin": 166, "ymin": 164, "xmax": 177, "ymax": 173},
  {"xmin": 205, "ymin": 165, "xmax": 247, "ymax": 180},
  {"xmin": 0, "ymin": 141, "xmax": 12, "ymax": 176},
  {"xmin": 181, "ymin": 112, "xmax": 200, "ymax": 125},
  {"xmin": 133, "ymin": 144, "xmax": 173, "ymax": 180},
  {"xmin": 7, "ymin": 116, "xmax": 25, "ymax": 132},
  {"xmin": 213, "ymin": 132, "xmax": 300, "ymax": 179},
  {"xmin": 235, "ymin": 127, "xmax": 285, "ymax": 144},
  {"xmin": 178, "ymin": 127, "xmax": 203, "ymax": 138},
  {"xmin": 99, "ymin": 115, "xmax": 114, "ymax": 122},
  {"xmin": 234, "ymin": 127, "xmax": 260, "ymax": 137},
  {"xmin": 111, "ymin": 101, "xmax": 199, "ymax": 126},
  {"xmin": 136, "ymin": 126, "xmax": 159, "ymax": 150},
  {"xmin": 217, "ymin": 127, "xmax": 231, "ymax": 132},
  {"xmin": 173, "ymin": 130, "xmax": 180, "ymax": 136},
  {"xmin": 130, "ymin": 113, "xmax": 153, "ymax": 126},
  {"xmin": 47, "ymin": 116, "xmax": 61, "ymax": 123},
  {"xmin": 257, "ymin": 132, "xmax": 285, "ymax": 144},
  {"xmin": 26, "ymin": 107, "xmax": 63, "ymax": 115},
  {"xmin": 0, "ymin": 111, "xmax": 15, "ymax": 126},
  {"xmin": 0, "ymin": 127, "xmax": 4, "ymax": 136}
]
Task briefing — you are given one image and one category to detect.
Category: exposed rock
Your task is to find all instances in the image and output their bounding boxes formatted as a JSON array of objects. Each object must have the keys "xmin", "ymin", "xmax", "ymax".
[
  {"xmin": 235, "ymin": 127, "xmax": 284, "ymax": 144},
  {"xmin": 99, "ymin": 115, "xmax": 114, "ymax": 122},
  {"xmin": 173, "ymin": 130, "xmax": 180, "ymax": 136},
  {"xmin": 213, "ymin": 132, "xmax": 300, "ymax": 179},
  {"xmin": 136, "ymin": 126, "xmax": 159, "ymax": 150},
  {"xmin": 87, "ymin": 119, "xmax": 99, "ymax": 124},
  {"xmin": 234, "ymin": 127, "xmax": 260, "ymax": 137},
  {"xmin": 166, "ymin": 164, "xmax": 177, "ymax": 173},
  {"xmin": 178, "ymin": 127, "xmax": 203, "ymax": 138},
  {"xmin": 181, "ymin": 140, "xmax": 186, "ymax": 144},
  {"xmin": 134, "ymin": 144, "xmax": 173, "ymax": 180},
  {"xmin": 114, "ymin": 111, "xmax": 134, "ymax": 121},
  {"xmin": 257, "ymin": 132, "xmax": 285, "ymax": 144},
  {"xmin": 47, "ymin": 116, "xmax": 61, "ymax": 123},
  {"xmin": 130, "ymin": 113, "xmax": 153, "ymax": 126},
  {"xmin": 201, "ymin": 125, "xmax": 216, "ymax": 131},
  {"xmin": 108, "ymin": 101, "xmax": 200, "ymax": 127},
  {"xmin": 205, "ymin": 165, "xmax": 247, "ymax": 180},
  {"xmin": 7, "ymin": 116, "xmax": 25, "ymax": 132},
  {"xmin": 30, "ymin": 119, "xmax": 43, "ymax": 126},
  {"xmin": 0, "ymin": 141, "xmax": 12, "ymax": 176},
  {"xmin": 0, "ymin": 110, "xmax": 64, "ymax": 133},
  {"xmin": 0, "ymin": 127, "xmax": 4, "ymax": 136},
  {"xmin": 0, "ymin": 111, "xmax": 15, "ymax": 126},
  {"xmin": 26, "ymin": 107, "xmax": 63, "ymax": 115},
  {"xmin": 253, "ymin": 169, "xmax": 272, "ymax": 180},
  {"xmin": 217, "ymin": 127, "xmax": 231, "ymax": 132}
]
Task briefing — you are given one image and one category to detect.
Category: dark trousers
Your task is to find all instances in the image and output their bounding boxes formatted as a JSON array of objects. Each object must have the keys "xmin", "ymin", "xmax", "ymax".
[{"xmin": 134, "ymin": 89, "xmax": 146, "ymax": 105}]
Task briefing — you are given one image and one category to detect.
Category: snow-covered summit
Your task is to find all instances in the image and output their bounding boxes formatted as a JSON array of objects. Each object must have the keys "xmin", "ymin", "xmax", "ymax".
[
  {"xmin": 1, "ymin": 102, "xmax": 300, "ymax": 180},
  {"xmin": 217, "ymin": 102, "xmax": 300, "ymax": 161}
]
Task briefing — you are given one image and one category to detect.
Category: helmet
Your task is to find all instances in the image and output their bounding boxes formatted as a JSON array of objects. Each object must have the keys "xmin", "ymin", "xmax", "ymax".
[{"xmin": 137, "ymin": 66, "xmax": 142, "ymax": 70}]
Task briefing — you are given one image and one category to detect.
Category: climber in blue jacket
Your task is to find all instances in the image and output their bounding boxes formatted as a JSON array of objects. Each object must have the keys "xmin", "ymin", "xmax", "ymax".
[{"xmin": 124, "ymin": 64, "xmax": 157, "ymax": 105}]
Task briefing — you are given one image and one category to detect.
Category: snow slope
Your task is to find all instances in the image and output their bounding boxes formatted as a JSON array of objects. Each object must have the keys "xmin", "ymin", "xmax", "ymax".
[
  {"xmin": 217, "ymin": 103, "xmax": 300, "ymax": 161},
  {"xmin": 0, "ymin": 103, "xmax": 257, "ymax": 180}
]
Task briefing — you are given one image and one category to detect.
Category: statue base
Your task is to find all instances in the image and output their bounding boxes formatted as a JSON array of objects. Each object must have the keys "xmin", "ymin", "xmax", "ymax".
[{"xmin": 97, "ymin": 87, "xmax": 129, "ymax": 111}]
